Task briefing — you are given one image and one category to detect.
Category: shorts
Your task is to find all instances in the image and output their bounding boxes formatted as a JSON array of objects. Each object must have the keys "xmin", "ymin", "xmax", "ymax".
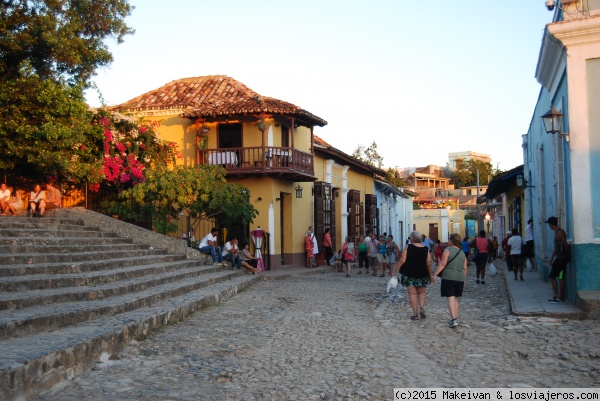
[
  {"xmin": 510, "ymin": 254, "xmax": 523, "ymax": 269},
  {"xmin": 525, "ymin": 240, "xmax": 534, "ymax": 258},
  {"xmin": 441, "ymin": 279, "xmax": 465, "ymax": 297},
  {"xmin": 369, "ymin": 256, "xmax": 378, "ymax": 267},
  {"xmin": 386, "ymin": 254, "xmax": 396, "ymax": 264},
  {"xmin": 376, "ymin": 254, "xmax": 385, "ymax": 263},
  {"xmin": 549, "ymin": 257, "xmax": 568, "ymax": 280},
  {"xmin": 400, "ymin": 275, "xmax": 429, "ymax": 288}
]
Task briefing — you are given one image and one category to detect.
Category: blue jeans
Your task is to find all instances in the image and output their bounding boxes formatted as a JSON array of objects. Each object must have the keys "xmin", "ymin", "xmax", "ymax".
[
  {"xmin": 199, "ymin": 246, "xmax": 223, "ymax": 263},
  {"xmin": 223, "ymin": 253, "xmax": 242, "ymax": 268}
]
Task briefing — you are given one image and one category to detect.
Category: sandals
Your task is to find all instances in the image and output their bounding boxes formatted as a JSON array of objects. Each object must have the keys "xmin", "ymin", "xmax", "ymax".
[
  {"xmin": 379, "ymin": 274, "xmax": 385, "ymax": 277},
  {"xmin": 411, "ymin": 315, "xmax": 420, "ymax": 321},
  {"xmin": 419, "ymin": 309, "xmax": 426, "ymax": 319}
]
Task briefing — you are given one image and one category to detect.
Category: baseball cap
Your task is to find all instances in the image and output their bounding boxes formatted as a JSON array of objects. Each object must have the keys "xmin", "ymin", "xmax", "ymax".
[{"xmin": 546, "ymin": 216, "xmax": 558, "ymax": 225}]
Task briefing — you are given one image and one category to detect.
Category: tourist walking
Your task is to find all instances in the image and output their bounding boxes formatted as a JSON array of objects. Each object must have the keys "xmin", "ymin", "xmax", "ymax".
[
  {"xmin": 323, "ymin": 228, "xmax": 333, "ymax": 266},
  {"xmin": 433, "ymin": 233, "xmax": 467, "ymax": 328},
  {"xmin": 377, "ymin": 235, "xmax": 387, "ymax": 277},
  {"xmin": 524, "ymin": 218, "xmax": 535, "ymax": 271},
  {"xmin": 386, "ymin": 235, "xmax": 398, "ymax": 276},
  {"xmin": 546, "ymin": 216, "xmax": 569, "ymax": 303},
  {"xmin": 461, "ymin": 237, "xmax": 471, "ymax": 266},
  {"xmin": 357, "ymin": 235, "xmax": 369, "ymax": 274},
  {"xmin": 470, "ymin": 230, "xmax": 489, "ymax": 284},
  {"xmin": 507, "ymin": 228, "xmax": 524, "ymax": 281},
  {"xmin": 305, "ymin": 227, "xmax": 315, "ymax": 269},
  {"xmin": 368, "ymin": 233, "xmax": 379, "ymax": 276},
  {"xmin": 391, "ymin": 231, "xmax": 433, "ymax": 321},
  {"xmin": 341, "ymin": 236, "xmax": 354, "ymax": 278}
]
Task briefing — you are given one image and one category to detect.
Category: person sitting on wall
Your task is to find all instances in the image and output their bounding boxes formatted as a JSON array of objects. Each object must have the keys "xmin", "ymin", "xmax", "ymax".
[
  {"xmin": 43, "ymin": 181, "xmax": 61, "ymax": 211},
  {"xmin": 3, "ymin": 187, "xmax": 26, "ymax": 216},
  {"xmin": 0, "ymin": 183, "xmax": 11, "ymax": 215},
  {"xmin": 28, "ymin": 184, "xmax": 45, "ymax": 217},
  {"xmin": 198, "ymin": 228, "xmax": 224, "ymax": 265}
]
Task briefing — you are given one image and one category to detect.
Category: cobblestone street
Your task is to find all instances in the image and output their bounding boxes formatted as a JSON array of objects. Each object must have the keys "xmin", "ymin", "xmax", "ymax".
[{"xmin": 34, "ymin": 266, "xmax": 600, "ymax": 401}]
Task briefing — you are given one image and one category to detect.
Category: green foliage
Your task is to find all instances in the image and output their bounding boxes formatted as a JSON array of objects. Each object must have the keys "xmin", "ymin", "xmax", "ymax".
[
  {"xmin": 385, "ymin": 167, "xmax": 408, "ymax": 188},
  {"xmin": 351, "ymin": 141, "xmax": 384, "ymax": 169},
  {"xmin": 106, "ymin": 164, "xmax": 259, "ymax": 234},
  {"xmin": 1, "ymin": 0, "xmax": 134, "ymax": 85},
  {"xmin": 0, "ymin": 0, "xmax": 134, "ymax": 182},
  {"xmin": 449, "ymin": 159, "xmax": 494, "ymax": 188},
  {"xmin": 0, "ymin": 75, "xmax": 103, "ymax": 180}
]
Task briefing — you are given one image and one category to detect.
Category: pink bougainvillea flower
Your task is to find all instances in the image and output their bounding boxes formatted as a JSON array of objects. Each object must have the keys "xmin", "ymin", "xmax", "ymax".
[
  {"xmin": 140, "ymin": 127, "xmax": 147, "ymax": 133},
  {"xmin": 80, "ymin": 144, "xmax": 87, "ymax": 151},
  {"xmin": 116, "ymin": 142, "xmax": 126, "ymax": 152}
]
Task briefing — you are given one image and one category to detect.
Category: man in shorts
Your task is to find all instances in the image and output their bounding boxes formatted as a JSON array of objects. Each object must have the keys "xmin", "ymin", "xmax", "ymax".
[{"xmin": 546, "ymin": 216, "xmax": 569, "ymax": 303}]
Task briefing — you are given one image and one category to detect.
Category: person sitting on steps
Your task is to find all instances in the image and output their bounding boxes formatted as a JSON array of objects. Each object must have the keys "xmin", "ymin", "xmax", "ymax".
[{"xmin": 198, "ymin": 228, "xmax": 224, "ymax": 265}]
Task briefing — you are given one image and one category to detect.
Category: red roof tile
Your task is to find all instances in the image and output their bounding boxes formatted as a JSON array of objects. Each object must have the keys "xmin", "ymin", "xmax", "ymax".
[{"xmin": 113, "ymin": 75, "xmax": 327, "ymax": 127}]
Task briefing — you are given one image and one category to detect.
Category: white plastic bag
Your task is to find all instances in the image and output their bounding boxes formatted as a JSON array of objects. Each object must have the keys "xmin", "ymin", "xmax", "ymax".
[
  {"xmin": 487, "ymin": 262, "xmax": 498, "ymax": 278},
  {"xmin": 386, "ymin": 276, "xmax": 398, "ymax": 293},
  {"xmin": 525, "ymin": 258, "xmax": 533, "ymax": 272}
]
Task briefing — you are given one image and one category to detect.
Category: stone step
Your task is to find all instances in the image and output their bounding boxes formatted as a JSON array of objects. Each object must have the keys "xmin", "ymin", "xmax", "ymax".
[
  {"xmin": 0, "ymin": 253, "xmax": 186, "ymax": 280},
  {"xmin": 0, "ymin": 236, "xmax": 134, "ymax": 246},
  {"xmin": 0, "ymin": 273, "xmax": 260, "ymax": 401},
  {"xmin": 0, "ymin": 269, "xmax": 250, "ymax": 339},
  {"xmin": 0, "ymin": 247, "xmax": 167, "ymax": 265},
  {"xmin": 0, "ymin": 243, "xmax": 148, "ymax": 254},
  {"xmin": 0, "ymin": 217, "xmax": 84, "ymax": 226},
  {"xmin": 0, "ymin": 258, "xmax": 211, "ymax": 292},
  {"xmin": 0, "ymin": 221, "xmax": 96, "ymax": 231},
  {"xmin": 0, "ymin": 263, "xmax": 223, "ymax": 310},
  {"xmin": 0, "ymin": 228, "xmax": 119, "ymax": 238}
]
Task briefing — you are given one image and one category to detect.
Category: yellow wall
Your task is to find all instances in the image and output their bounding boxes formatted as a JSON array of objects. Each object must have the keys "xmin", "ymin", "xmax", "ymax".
[{"xmin": 128, "ymin": 110, "xmax": 320, "ymax": 266}]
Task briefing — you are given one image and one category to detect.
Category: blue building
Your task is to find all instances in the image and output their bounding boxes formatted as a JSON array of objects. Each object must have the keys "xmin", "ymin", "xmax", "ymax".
[{"xmin": 524, "ymin": 1, "xmax": 600, "ymax": 316}]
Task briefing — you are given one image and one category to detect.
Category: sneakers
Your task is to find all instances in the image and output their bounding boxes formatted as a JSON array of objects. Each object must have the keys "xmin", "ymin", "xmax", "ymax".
[
  {"xmin": 411, "ymin": 315, "xmax": 420, "ymax": 321},
  {"xmin": 547, "ymin": 297, "xmax": 564, "ymax": 303},
  {"xmin": 480, "ymin": 280, "xmax": 486, "ymax": 285},
  {"xmin": 449, "ymin": 319, "xmax": 459, "ymax": 328},
  {"xmin": 345, "ymin": 274, "xmax": 350, "ymax": 278},
  {"xmin": 476, "ymin": 279, "xmax": 480, "ymax": 284},
  {"xmin": 419, "ymin": 309, "xmax": 426, "ymax": 319}
]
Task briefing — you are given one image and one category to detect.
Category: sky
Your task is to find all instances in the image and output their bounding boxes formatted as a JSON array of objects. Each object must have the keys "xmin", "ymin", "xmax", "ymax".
[{"xmin": 85, "ymin": 0, "xmax": 554, "ymax": 172}]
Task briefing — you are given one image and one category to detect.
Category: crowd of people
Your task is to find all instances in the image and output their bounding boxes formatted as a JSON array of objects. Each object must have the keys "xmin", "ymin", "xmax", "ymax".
[
  {"xmin": 307, "ymin": 217, "xmax": 569, "ymax": 327},
  {"xmin": 0, "ymin": 182, "xmax": 61, "ymax": 217}
]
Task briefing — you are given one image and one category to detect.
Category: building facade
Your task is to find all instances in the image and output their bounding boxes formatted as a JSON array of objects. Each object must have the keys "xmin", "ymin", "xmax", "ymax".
[{"xmin": 524, "ymin": 0, "xmax": 600, "ymax": 312}]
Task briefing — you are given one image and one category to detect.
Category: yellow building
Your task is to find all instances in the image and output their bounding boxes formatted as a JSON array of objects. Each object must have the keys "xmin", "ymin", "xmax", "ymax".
[
  {"xmin": 113, "ymin": 75, "xmax": 382, "ymax": 269},
  {"xmin": 312, "ymin": 136, "xmax": 384, "ymax": 263}
]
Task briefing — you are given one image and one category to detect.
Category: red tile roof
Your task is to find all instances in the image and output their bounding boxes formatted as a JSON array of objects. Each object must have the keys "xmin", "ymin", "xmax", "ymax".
[
  {"xmin": 113, "ymin": 75, "xmax": 327, "ymax": 127},
  {"xmin": 313, "ymin": 135, "xmax": 333, "ymax": 147}
]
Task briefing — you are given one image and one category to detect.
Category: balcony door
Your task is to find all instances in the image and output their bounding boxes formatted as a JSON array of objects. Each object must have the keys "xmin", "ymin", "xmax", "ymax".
[{"xmin": 218, "ymin": 123, "xmax": 242, "ymax": 149}]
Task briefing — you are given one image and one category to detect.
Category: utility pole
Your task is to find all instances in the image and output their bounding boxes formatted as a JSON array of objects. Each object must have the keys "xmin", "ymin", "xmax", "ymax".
[{"xmin": 476, "ymin": 169, "xmax": 482, "ymax": 233}]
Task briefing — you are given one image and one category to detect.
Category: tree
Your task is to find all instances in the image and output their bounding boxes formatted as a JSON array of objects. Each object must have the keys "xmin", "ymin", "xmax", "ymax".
[
  {"xmin": 385, "ymin": 167, "xmax": 408, "ymax": 188},
  {"xmin": 352, "ymin": 141, "xmax": 384, "ymax": 169},
  {"xmin": 1, "ymin": 0, "xmax": 134, "ymax": 85},
  {"xmin": 106, "ymin": 164, "xmax": 259, "ymax": 234},
  {"xmin": 449, "ymin": 159, "xmax": 494, "ymax": 188},
  {"xmin": 0, "ymin": 0, "xmax": 134, "ymax": 181}
]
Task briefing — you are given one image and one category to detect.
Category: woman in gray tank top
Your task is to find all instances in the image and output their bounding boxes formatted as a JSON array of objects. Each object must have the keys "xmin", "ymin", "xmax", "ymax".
[{"xmin": 433, "ymin": 233, "xmax": 467, "ymax": 328}]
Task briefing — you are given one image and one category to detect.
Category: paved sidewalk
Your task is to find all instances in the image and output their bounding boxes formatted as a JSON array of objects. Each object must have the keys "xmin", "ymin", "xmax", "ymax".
[{"xmin": 493, "ymin": 258, "xmax": 585, "ymax": 319}]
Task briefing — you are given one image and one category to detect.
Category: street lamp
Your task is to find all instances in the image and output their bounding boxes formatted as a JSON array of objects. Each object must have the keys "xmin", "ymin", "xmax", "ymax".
[
  {"xmin": 516, "ymin": 173, "xmax": 535, "ymax": 188},
  {"xmin": 542, "ymin": 106, "xmax": 569, "ymax": 142},
  {"xmin": 485, "ymin": 212, "xmax": 491, "ymax": 236}
]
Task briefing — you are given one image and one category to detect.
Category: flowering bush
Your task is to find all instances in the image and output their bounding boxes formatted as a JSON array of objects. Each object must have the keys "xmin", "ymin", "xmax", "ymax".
[{"xmin": 90, "ymin": 109, "xmax": 182, "ymax": 191}]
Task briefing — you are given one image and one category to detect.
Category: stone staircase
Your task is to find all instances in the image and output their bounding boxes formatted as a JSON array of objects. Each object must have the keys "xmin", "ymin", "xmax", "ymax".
[{"xmin": 0, "ymin": 212, "xmax": 261, "ymax": 401}]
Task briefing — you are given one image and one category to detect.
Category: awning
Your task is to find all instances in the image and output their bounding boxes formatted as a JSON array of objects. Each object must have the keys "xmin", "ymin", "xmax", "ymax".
[{"xmin": 479, "ymin": 165, "xmax": 524, "ymax": 202}]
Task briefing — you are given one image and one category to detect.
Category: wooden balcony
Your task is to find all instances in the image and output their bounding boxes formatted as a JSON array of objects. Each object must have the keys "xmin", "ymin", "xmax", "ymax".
[{"xmin": 197, "ymin": 146, "xmax": 316, "ymax": 182}]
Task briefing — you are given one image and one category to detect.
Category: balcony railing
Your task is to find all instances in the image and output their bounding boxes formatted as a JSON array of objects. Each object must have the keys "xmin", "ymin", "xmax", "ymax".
[{"xmin": 197, "ymin": 146, "xmax": 315, "ymax": 181}]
